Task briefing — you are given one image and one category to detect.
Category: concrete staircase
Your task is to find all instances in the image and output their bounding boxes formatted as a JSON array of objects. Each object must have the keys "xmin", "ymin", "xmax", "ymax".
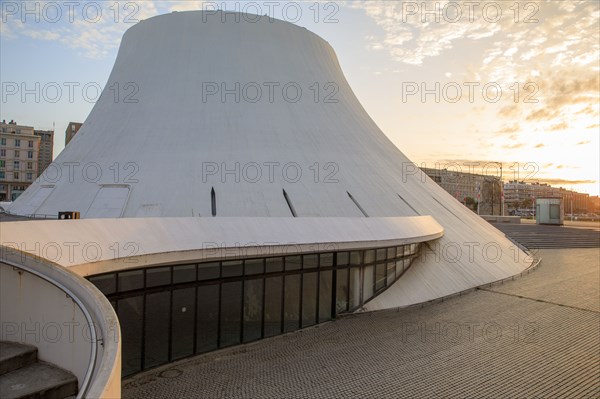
[{"xmin": 0, "ymin": 341, "xmax": 78, "ymax": 399}]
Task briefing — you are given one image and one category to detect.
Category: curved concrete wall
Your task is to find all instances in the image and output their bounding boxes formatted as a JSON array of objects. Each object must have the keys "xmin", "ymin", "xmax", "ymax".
[{"xmin": 0, "ymin": 248, "xmax": 121, "ymax": 398}]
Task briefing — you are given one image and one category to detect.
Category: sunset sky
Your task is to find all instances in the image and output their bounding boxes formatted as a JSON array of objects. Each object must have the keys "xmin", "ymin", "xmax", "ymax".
[{"xmin": 1, "ymin": 0, "xmax": 598, "ymax": 195}]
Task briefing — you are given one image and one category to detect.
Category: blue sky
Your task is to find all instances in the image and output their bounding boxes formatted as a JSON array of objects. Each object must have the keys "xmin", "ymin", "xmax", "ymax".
[{"xmin": 1, "ymin": 1, "xmax": 598, "ymax": 195}]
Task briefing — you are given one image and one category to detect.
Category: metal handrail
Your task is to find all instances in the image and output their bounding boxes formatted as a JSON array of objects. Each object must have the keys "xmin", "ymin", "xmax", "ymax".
[
  {"xmin": 0, "ymin": 210, "xmax": 59, "ymax": 220},
  {"xmin": 1, "ymin": 257, "xmax": 98, "ymax": 399}
]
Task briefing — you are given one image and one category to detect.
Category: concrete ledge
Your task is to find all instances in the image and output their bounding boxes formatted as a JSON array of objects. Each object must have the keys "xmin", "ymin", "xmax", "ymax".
[
  {"xmin": 0, "ymin": 216, "xmax": 444, "ymax": 276},
  {"xmin": 481, "ymin": 215, "xmax": 521, "ymax": 224}
]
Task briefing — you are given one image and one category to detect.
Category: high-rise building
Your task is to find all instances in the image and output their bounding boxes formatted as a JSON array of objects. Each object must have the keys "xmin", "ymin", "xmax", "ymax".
[
  {"xmin": 0, "ymin": 120, "xmax": 40, "ymax": 201},
  {"xmin": 65, "ymin": 122, "xmax": 83, "ymax": 146},
  {"xmin": 34, "ymin": 129, "xmax": 54, "ymax": 175}
]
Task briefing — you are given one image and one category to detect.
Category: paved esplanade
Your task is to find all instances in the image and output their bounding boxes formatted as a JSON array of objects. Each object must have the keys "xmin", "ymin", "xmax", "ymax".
[{"xmin": 123, "ymin": 248, "xmax": 599, "ymax": 399}]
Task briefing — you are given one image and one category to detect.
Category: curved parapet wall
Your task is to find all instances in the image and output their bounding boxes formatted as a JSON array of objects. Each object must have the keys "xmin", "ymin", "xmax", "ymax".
[{"xmin": 0, "ymin": 248, "xmax": 121, "ymax": 399}]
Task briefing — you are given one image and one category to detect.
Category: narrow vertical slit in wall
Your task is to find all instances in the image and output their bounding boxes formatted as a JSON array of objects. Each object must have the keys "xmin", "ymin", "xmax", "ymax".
[
  {"xmin": 347, "ymin": 191, "xmax": 369, "ymax": 217},
  {"xmin": 283, "ymin": 189, "xmax": 297, "ymax": 217},
  {"xmin": 211, "ymin": 187, "xmax": 217, "ymax": 217},
  {"xmin": 432, "ymin": 196, "xmax": 465, "ymax": 224},
  {"xmin": 397, "ymin": 193, "xmax": 420, "ymax": 215}
]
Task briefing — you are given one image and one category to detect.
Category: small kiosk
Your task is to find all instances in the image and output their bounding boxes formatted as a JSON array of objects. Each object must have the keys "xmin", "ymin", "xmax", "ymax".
[{"xmin": 536, "ymin": 197, "xmax": 564, "ymax": 225}]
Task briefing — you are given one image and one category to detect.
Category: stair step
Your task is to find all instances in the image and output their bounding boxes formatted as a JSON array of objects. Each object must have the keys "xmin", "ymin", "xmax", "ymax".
[
  {"xmin": 0, "ymin": 362, "xmax": 78, "ymax": 399},
  {"xmin": 0, "ymin": 342, "xmax": 38, "ymax": 375}
]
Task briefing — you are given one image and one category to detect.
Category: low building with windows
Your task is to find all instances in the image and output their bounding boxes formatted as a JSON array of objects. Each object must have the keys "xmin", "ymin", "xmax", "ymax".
[{"xmin": 0, "ymin": 120, "xmax": 40, "ymax": 201}]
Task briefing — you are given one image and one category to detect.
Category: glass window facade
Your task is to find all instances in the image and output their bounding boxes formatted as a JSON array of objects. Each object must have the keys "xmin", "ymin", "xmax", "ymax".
[{"xmin": 89, "ymin": 243, "xmax": 421, "ymax": 376}]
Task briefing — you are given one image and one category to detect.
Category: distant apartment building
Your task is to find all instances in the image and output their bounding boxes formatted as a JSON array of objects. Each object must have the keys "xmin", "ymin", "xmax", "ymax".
[
  {"xmin": 65, "ymin": 122, "xmax": 83, "ymax": 146},
  {"xmin": 0, "ymin": 120, "xmax": 40, "ymax": 201},
  {"xmin": 503, "ymin": 181, "xmax": 559, "ymax": 209},
  {"xmin": 34, "ymin": 129, "xmax": 54, "ymax": 174},
  {"xmin": 421, "ymin": 167, "xmax": 503, "ymax": 215},
  {"xmin": 559, "ymin": 188, "xmax": 590, "ymax": 214},
  {"xmin": 589, "ymin": 196, "xmax": 600, "ymax": 214},
  {"xmin": 504, "ymin": 180, "xmax": 591, "ymax": 214}
]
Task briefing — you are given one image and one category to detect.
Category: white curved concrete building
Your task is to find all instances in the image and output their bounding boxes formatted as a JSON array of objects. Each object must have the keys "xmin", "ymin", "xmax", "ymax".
[{"xmin": 3, "ymin": 11, "xmax": 533, "ymax": 378}]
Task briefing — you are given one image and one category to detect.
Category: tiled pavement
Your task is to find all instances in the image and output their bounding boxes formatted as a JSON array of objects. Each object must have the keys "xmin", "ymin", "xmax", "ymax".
[
  {"xmin": 492, "ymin": 222, "xmax": 600, "ymax": 249},
  {"xmin": 123, "ymin": 248, "xmax": 599, "ymax": 398}
]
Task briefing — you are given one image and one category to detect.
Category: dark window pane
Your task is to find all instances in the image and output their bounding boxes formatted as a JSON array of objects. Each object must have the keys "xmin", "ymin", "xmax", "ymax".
[
  {"xmin": 350, "ymin": 251, "xmax": 361, "ymax": 266},
  {"xmin": 172, "ymin": 287, "xmax": 195, "ymax": 360},
  {"xmin": 266, "ymin": 257, "xmax": 283, "ymax": 273},
  {"xmin": 118, "ymin": 270, "xmax": 143, "ymax": 292},
  {"xmin": 376, "ymin": 248, "xmax": 387, "ymax": 261},
  {"xmin": 404, "ymin": 245, "xmax": 411, "ymax": 256},
  {"xmin": 395, "ymin": 260, "xmax": 403, "ymax": 277},
  {"xmin": 386, "ymin": 262, "xmax": 395, "ymax": 286},
  {"xmin": 335, "ymin": 269, "xmax": 349, "ymax": 314},
  {"xmin": 197, "ymin": 285, "xmax": 219, "ymax": 353},
  {"xmin": 349, "ymin": 267, "xmax": 361, "ymax": 310},
  {"xmin": 319, "ymin": 270, "xmax": 333, "ymax": 323},
  {"xmin": 375, "ymin": 263, "xmax": 386, "ymax": 291},
  {"xmin": 364, "ymin": 250, "xmax": 375, "ymax": 264},
  {"xmin": 387, "ymin": 247, "xmax": 396, "ymax": 260},
  {"xmin": 118, "ymin": 296, "xmax": 143, "ymax": 376},
  {"xmin": 302, "ymin": 272, "xmax": 318, "ymax": 327},
  {"xmin": 336, "ymin": 252, "xmax": 349, "ymax": 266},
  {"xmin": 245, "ymin": 259, "xmax": 264, "ymax": 275},
  {"xmin": 320, "ymin": 253, "xmax": 334, "ymax": 268},
  {"xmin": 363, "ymin": 265, "xmax": 374, "ymax": 301},
  {"xmin": 222, "ymin": 261, "xmax": 243, "ymax": 278},
  {"xmin": 89, "ymin": 274, "xmax": 116, "ymax": 295},
  {"xmin": 303, "ymin": 254, "xmax": 318, "ymax": 269},
  {"xmin": 404, "ymin": 258, "xmax": 413, "ymax": 272},
  {"xmin": 283, "ymin": 274, "xmax": 301, "ymax": 332},
  {"xmin": 198, "ymin": 262, "xmax": 220, "ymax": 280},
  {"xmin": 264, "ymin": 276, "xmax": 283, "ymax": 337},
  {"xmin": 285, "ymin": 255, "xmax": 302, "ymax": 271},
  {"xmin": 220, "ymin": 281, "xmax": 242, "ymax": 347},
  {"xmin": 146, "ymin": 267, "xmax": 171, "ymax": 288},
  {"xmin": 243, "ymin": 278, "xmax": 263, "ymax": 342},
  {"xmin": 144, "ymin": 291, "xmax": 170, "ymax": 369},
  {"xmin": 397, "ymin": 246, "xmax": 404, "ymax": 257},
  {"xmin": 173, "ymin": 264, "xmax": 196, "ymax": 284}
]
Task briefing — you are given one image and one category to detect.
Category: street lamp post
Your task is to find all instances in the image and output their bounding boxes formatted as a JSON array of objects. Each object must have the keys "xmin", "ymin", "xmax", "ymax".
[
  {"xmin": 571, "ymin": 192, "xmax": 573, "ymax": 221},
  {"xmin": 500, "ymin": 164, "xmax": 504, "ymax": 216}
]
